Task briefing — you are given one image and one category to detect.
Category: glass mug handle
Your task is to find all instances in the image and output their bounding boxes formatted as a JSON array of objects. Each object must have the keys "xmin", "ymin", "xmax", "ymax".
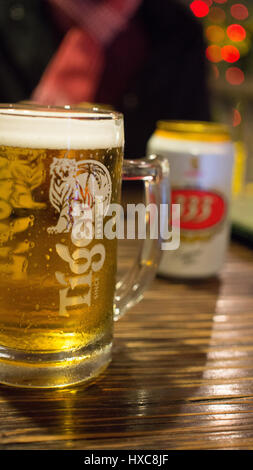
[{"xmin": 114, "ymin": 155, "xmax": 170, "ymax": 320}]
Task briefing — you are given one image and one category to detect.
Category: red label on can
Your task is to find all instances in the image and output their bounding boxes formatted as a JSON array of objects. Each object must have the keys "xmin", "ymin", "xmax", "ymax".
[{"xmin": 172, "ymin": 189, "xmax": 226, "ymax": 231}]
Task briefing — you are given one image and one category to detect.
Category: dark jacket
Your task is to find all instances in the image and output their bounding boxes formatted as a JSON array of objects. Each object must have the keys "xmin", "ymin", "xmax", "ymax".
[{"xmin": 0, "ymin": 0, "xmax": 60, "ymax": 103}]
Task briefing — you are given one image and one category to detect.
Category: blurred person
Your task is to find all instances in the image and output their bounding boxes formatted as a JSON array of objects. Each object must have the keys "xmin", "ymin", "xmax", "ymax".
[{"xmin": 0, "ymin": 0, "xmax": 210, "ymax": 156}]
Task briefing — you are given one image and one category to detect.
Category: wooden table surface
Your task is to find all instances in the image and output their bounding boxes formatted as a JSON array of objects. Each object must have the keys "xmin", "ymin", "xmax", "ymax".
[{"xmin": 0, "ymin": 239, "xmax": 253, "ymax": 450}]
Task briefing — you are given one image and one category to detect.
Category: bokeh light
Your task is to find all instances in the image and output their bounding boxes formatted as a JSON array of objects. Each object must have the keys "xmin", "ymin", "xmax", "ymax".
[
  {"xmin": 232, "ymin": 109, "xmax": 242, "ymax": 127},
  {"xmin": 231, "ymin": 4, "xmax": 249, "ymax": 21},
  {"xmin": 227, "ymin": 24, "xmax": 246, "ymax": 42},
  {"xmin": 222, "ymin": 45, "xmax": 240, "ymax": 63},
  {"xmin": 206, "ymin": 45, "xmax": 222, "ymax": 62},
  {"xmin": 190, "ymin": 0, "xmax": 209, "ymax": 17},
  {"xmin": 226, "ymin": 67, "xmax": 245, "ymax": 85},
  {"xmin": 209, "ymin": 7, "xmax": 226, "ymax": 23},
  {"xmin": 189, "ymin": 0, "xmax": 248, "ymax": 90},
  {"xmin": 206, "ymin": 25, "xmax": 225, "ymax": 42}
]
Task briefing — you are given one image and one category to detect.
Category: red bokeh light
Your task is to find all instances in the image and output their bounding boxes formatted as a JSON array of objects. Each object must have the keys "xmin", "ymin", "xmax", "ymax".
[
  {"xmin": 202, "ymin": 0, "xmax": 213, "ymax": 6},
  {"xmin": 231, "ymin": 4, "xmax": 249, "ymax": 21},
  {"xmin": 209, "ymin": 7, "xmax": 226, "ymax": 23},
  {"xmin": 226, "ymin": 67, "xmax": 245, "ymax": 85},
  {"xmin": 206, "ymin": 45, "xmax": 222, "ymax": 63},
  {"xmin": 221, "ymin": 45, "xmax": 240, "ymax": 63},
  {"xmin": 227, "ymin": 24, "xmax": 246, "ymax": 42},
  {"xmin": 233, "ymin": 109, "xmax": 242, "ymax": 127},
  {"xmin": 190, "ymin": 0, "xmax": 209, "ymax": 17}
]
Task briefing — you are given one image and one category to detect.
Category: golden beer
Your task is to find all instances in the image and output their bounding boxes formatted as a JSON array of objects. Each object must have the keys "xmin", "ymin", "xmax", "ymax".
[{"xmin": 0, "ymin": 145, "xmax": 123, "ymax": 352}]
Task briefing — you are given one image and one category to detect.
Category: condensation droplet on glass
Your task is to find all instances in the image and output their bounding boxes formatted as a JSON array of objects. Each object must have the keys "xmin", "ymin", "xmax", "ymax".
[
  {"xmin": 45, "ymin": 254, "xmax": 50, "ymax": 261},
  {"xmin": 28, "ymin": 215, "xmax": 35, "ymax": 227},
  {"xmin": 35, "ymin": 304, "xmax": 40, "ymax": 311}
]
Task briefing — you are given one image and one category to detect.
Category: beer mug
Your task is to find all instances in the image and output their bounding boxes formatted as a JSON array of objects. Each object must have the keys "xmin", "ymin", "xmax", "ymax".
[{"xmin": 0, "ymin": 104, "xmax": 169, "ymax": 388}]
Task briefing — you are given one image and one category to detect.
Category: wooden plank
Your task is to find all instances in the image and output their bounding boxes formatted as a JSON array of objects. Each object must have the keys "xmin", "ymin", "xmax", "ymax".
[{"xmin": 0, "ymin": 241, "xmax": 253, "ymax": 449}]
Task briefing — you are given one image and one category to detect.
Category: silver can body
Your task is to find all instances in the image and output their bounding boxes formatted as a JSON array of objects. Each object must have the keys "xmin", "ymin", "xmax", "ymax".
[{"xmin": 147, "ymin": 129, "xmax": 234, "ymax": 278}]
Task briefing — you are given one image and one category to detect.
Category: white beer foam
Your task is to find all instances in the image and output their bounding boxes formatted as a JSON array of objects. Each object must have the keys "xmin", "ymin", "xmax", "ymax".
[{"xmin": 0, "ymin": 107, "xmax": 124, "ymax": 149}]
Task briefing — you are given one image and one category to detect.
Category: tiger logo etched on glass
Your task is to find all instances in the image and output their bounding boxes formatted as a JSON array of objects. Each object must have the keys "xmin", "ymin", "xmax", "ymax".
[{"xmin": 47, "ymin": 157, "xmax": 112, "ymax": 234}]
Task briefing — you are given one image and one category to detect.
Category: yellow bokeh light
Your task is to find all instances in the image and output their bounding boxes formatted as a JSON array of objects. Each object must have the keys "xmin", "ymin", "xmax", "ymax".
[
  {"xmin": 237, "ymin": 38, "xmax": 250, "ymax": 57},
  {"xmin": 206, "ymin": 25, "xmax": 225, "ymax": 43}
]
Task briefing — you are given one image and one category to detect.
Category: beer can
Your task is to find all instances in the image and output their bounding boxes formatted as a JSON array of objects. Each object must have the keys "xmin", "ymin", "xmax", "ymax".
[{"xmin": 147, "ymin": 121, "xmax": 235, "ymax": 278}]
